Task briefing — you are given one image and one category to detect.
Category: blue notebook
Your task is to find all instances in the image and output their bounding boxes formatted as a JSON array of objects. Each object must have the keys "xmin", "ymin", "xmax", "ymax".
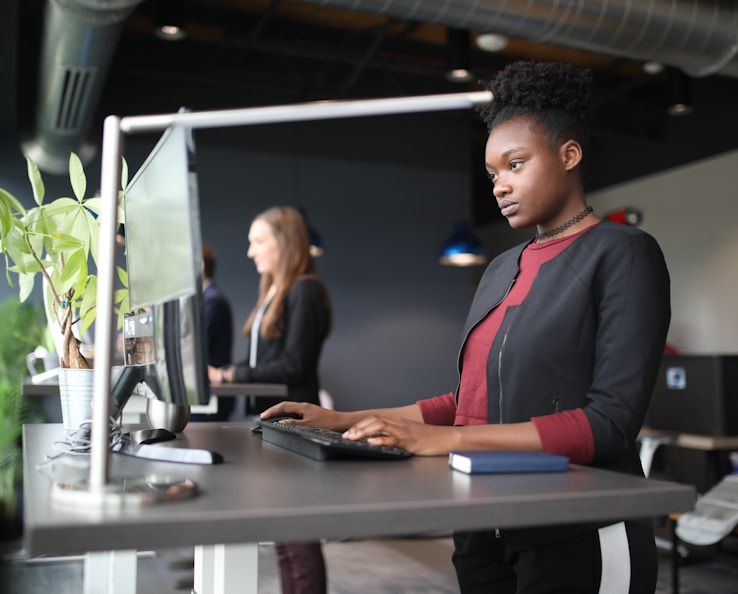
[{"xmin": 449, "ymin": 450, "xmax": 569, "ymax": 474}]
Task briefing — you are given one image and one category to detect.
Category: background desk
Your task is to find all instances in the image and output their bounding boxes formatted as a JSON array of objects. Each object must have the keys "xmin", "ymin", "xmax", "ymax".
[
  {"xmin": 22, "ymin": 378, "xmax": 287, "ymax": 423},
  {"xmin": 639, "ymin": 428, "xmax": 738, "ymax": 493},
  {"xmin": 24, "ymin": 422, "xmax": 696, "ymax": 594}
]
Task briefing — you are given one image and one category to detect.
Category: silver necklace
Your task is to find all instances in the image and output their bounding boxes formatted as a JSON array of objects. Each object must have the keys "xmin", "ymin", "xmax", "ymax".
[{"xmin": 536, "ymin": 206, "xmax": 593, "ymax": 241}]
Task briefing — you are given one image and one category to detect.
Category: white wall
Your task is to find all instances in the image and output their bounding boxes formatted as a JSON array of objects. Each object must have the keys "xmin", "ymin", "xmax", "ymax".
[
  {"xmin": 479, "ymin": 148, "xmax": 738, "ymax": 355},
  {"xmin": 589, "ymin": 149, "xmax": 738, "ymax": 354}
]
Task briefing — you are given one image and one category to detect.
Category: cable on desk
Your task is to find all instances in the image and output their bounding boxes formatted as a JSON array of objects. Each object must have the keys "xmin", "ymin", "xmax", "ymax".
[{"xmin": 35, "ymin": 418, "xmax": 126, "ymax": 469}]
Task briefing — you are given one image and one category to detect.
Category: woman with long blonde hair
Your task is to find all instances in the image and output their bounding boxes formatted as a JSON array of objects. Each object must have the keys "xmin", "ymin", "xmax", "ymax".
[{"xmin": 210, "ymin": 205, "xmax": 332, "ymax": 594}]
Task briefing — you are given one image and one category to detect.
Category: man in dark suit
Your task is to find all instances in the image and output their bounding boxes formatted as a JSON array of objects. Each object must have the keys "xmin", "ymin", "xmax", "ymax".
[{"xmin": 192, "ymin": 243, "xmax": 235, "ymax": 421}]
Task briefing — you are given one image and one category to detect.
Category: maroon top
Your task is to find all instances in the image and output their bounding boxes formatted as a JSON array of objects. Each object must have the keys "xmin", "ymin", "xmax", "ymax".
[{"xmin": 418, "ymin": 228, "xmax": 596, "ymax": 464}]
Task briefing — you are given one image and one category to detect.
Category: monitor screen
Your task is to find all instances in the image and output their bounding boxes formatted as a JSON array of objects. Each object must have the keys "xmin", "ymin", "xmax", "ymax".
[
  {"xmin": 118, "ymin": 125, "xmax": 209, "ymax": 409},
  {"xmin": 124, "ymin": 126, "xmax": 201, "ymax": 308}
]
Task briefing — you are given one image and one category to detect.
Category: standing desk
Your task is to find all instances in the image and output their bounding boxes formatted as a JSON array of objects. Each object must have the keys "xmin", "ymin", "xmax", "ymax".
[{"xmin": 23, "ymin": 422, "xmax": 696, "ymax": 594}]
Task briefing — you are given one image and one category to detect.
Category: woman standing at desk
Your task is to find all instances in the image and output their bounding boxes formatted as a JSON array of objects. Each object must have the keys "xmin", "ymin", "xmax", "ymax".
[
  {"xmin": 262, "ymin": 61, "xmax": 671, "ymax": 594},
  {"xmin": 210, "ymin": 206, "xmax": 333, "ymax": 594}
]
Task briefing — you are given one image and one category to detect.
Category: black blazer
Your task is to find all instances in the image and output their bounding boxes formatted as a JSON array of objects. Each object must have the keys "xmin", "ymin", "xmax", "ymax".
[{"xmin": 233, "ymin": 277, "xmax": 331, "ymax": 406}]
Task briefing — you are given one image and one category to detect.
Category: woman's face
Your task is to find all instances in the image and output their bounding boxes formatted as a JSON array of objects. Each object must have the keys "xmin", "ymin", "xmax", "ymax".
[
  {"xmin": 247, "ymin": 218, "xmax": 280, "ymax": 276},
  {"xmin": 485, "ymin": 116, "xmax": 581, "ymax": 232}
]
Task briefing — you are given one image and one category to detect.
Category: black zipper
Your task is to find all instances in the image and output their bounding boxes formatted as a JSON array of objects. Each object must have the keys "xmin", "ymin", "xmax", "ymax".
[
  {"xmin": 453, "ymin": 276, "xmax": 517, "ymax": 400},
  {"xmin": 497, "ymin": 303, "xmax": 522, "ymax": 424}
]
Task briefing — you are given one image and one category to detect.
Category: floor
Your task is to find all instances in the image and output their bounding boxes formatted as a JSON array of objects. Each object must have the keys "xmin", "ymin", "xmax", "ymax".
[{"xmin": 2, "ymin": 533, "xmax": 738, "ymax": 593}]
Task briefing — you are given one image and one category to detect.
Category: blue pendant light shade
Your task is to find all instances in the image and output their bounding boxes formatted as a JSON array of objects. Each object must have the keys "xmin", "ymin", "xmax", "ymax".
[
  {"xmin": 299, "ymin": 207, "xmax": 324, "ymax": 257},
  {"xmin": 439, "ymin": 222, "xmax": 486, "ymax": 266},
  {"xmin": 308, "ymin": 226, "xmax": 324, "ymax": 257}
]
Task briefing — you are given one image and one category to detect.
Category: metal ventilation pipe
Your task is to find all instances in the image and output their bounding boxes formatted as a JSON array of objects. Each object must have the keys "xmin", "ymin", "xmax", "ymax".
[
  {"xmin": 300, "ymin": 0, "xmax": 738, "ymax": 78},
  {"xmin": 23, "ymin": 0, "xmax": 143, "ymax": 174}
]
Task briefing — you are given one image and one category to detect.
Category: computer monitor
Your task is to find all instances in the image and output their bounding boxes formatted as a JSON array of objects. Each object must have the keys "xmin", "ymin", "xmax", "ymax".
[{"xmin": 111, "ymin": 124, "xmax": 210, "ymax": 420}]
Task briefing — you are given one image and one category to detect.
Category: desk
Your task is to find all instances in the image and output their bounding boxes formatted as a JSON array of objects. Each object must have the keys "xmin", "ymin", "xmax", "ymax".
[
  {"xmin": 639, "ymin": 429, "xmax": 738, "ymax": 493},
  {"xmin": 24, "ymin": 422, "xmax": 696, "ymax": 594},
  {"xmin": 22, "ymin": 378, "xmax": 287, "ymax": 422}
]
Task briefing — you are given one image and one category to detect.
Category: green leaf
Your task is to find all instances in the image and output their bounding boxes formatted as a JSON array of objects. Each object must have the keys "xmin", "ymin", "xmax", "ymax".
[
  {"xmin": 0, "ymin": 189, "xmax": 26, "ymax": 237},
  {"xmin": 25, "ymin": 157, "xmax": 45, "ymax": 207},
  {"xmin": 57, "ymin": 247, "xmax": 86, "ymax": 294},
  {"xmin": 42, "ymin": 203, "xmax": 98, "ymax": 264},
  {"xmin": 6, "ymin": 254, "xmax": 44, "ymax": 276},
  {"xmin": 18, "ymin": 273, "xmax": 34, "ymax": 302},
  {"xmin": 68, "ymin": 153, "xmax": 86, "ymax": 202},
  {"xmin": 0, "ymin": 188, "xmax": 25, "ymax": 214},
  {"xmin": 84, "ymin": 196, "xmax": 102, "ymax": 218},
  {"xmin": 117, "ymin": 266, "xmax": 128, "ymax": 287},
  {"xmin": 114, "ymin": 287, "xmax": 129, "ymax": 316},
  {"xmin": 3, "ymin": 231, "xmax": 43, "ymax": 277},
  {"xmin": 42, "ymin": 231, "xmax": 84, "ymax": 253},
  {"xmin": 3, "ymin": 260, "xmax": 12, "ymax": 287},
  {"xmin": 79, "ymin": 276, "xmax": 97, "ymax": 335},
  {"xmin": 39, "ymin": 197, "xmax": 83, "ymax": 218},
  {"xmin": 79, "ymin": 305, "xmax": 96, "ymax": 336}
]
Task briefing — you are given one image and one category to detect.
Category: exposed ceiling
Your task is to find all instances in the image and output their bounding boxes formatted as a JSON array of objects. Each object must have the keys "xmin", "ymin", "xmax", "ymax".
[
  {"xmin": 115, "ymin": 0, "xmax": 658, "ymax": 103},
  {"xmin": 7, "ymin": 0, "xmax": 738, "ymax": 221}
]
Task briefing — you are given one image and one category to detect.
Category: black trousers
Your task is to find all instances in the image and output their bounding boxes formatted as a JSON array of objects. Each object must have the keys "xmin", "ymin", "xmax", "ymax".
[
  {"xmin": 275, "ymin": 541, "xmax": 327, "ymax": 594},
  {"xmin": 452, "ymin": 520, "xmax": 657, "ymax": 594}
]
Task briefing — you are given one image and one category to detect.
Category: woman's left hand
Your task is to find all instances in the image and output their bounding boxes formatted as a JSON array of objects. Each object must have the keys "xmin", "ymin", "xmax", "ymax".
[
  {"xmin": 342, "ymin": 415, "xmax": 458, "ymax": 456},
  {"xmin": 207, "ymin": 365, "xmax": 223, "ymax": 383}
]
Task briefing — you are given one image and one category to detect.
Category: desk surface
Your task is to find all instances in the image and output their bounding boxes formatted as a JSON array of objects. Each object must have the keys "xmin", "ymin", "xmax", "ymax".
[{"xmin": 23, "ymin": 422, "xmax": 695, "ymax": 558}]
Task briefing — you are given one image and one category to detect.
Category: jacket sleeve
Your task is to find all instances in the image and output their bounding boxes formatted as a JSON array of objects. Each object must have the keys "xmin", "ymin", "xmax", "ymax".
[
  {"xmin": 417, "ymin": 392, "xmax": 457, "ymax": 425},
  {"xmin": 233, "ymin": 278, "xmax": 330, "ymax": 384},
  {"xmin": 583, "ymin": 230, "xmax": 671, "ymax": 464}
]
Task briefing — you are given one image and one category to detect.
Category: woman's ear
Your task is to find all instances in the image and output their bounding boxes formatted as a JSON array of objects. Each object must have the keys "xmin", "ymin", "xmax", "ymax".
[{"xmin": 560, "ymin": 140, "xmax": 583, "ymax": 171}]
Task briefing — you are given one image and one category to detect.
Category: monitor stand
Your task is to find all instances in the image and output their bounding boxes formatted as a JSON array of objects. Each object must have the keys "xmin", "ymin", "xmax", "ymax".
[{"xmin": 112, "ymin": 434, "xmax": 224, "ymax": 464}]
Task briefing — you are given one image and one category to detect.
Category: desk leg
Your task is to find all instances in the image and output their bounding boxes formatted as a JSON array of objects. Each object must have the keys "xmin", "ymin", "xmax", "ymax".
[
  {"xmin": 194, "ymin": 543, "xmax": 258, "ymax": 594},
  {"xmin": 84, "ymin": 550, "xmax": 137, "ymax": 594},
  {"xmin": 671, "ymin": 518, "xmax": 680, "ymax": 594}
]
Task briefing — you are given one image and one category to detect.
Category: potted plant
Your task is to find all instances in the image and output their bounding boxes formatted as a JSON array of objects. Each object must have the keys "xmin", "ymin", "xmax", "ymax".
[{"xmin": 0, "ymin": 153, "xmax": 129, "ymax": 372}]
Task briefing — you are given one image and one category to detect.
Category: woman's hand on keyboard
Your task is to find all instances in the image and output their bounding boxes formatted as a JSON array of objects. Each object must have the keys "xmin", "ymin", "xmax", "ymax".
[
  {"xmin": 342, "ymin": 416, "xmax": 459, "ymax": 456},
  {"xmin": 260, "ymin": 401, "xmax": 353, "ymax": 432}
]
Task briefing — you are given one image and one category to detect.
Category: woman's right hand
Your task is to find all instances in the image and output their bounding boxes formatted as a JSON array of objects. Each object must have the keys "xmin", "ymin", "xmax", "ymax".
[{"xmin": 260, "ymin": 401, "xmax": 350, "ymax": 432}]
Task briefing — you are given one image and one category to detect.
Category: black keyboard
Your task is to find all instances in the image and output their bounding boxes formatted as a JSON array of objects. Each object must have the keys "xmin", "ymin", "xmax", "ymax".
[{"xmin": 257, "ymin": 419, "xmax": 412, "ymax": 461}]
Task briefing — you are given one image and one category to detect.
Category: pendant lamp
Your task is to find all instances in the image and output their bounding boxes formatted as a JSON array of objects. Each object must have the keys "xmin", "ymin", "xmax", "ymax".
[
  {"xmin": 154, "ymin": 0, "xmax": 186, "ymax": 40},
  {"xmin": 308, "ymin": 225, "xmax": 324, "ymax": 257},
  {"xmin": 445, "ymin": 28, "xmax": 473, "ymax": 83},
  {"xmin": 299, "ymin": 207, "xmax": 324, "ymax": 257},
  {"xmin": 439, "ymin": 221, "xmax": 486, "ymax": 266}
]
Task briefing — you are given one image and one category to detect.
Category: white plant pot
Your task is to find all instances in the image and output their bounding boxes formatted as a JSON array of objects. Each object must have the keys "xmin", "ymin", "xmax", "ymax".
[{"xmin": 57, "ymin": 368, "xmax": 95, "ymax": 432}]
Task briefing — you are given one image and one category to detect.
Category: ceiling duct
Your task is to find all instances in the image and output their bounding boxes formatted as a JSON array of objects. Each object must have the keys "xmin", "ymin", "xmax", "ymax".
[
  {"xmin": 298, "ymin": 0, "xmax": 738, "ymax": 78},
  {"xmin": 23, "ymin": 0, "xmax": 144, "ymax": 174},
  {"xmin": 27, "ymin": 0, "xmax": 738, "ymax": 173}
]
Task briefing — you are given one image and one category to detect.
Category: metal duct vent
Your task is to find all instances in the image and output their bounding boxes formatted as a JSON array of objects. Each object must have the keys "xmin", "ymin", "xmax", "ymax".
[
  {"xmin": 298, "ymin": 0, "xmax": 738, "ymax": 77},
  {"xmin": 53, "ymin": 65, "xmax": 98, "ymax": 133},
  {"xmin": 23, "ymin": 0, "xmax": 144, "ymax": 174}
]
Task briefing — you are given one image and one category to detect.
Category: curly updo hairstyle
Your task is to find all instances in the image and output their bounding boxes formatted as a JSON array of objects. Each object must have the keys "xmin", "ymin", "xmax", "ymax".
[{"xmin": 479, "ymin": 61, "xmax": 593, "ymax": 165}]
